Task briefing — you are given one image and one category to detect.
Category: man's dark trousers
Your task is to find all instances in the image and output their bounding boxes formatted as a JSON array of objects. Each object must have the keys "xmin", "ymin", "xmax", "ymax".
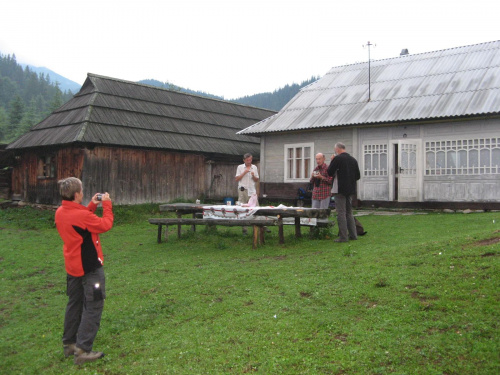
[{"xmin": 334, "ymin": 194, "xmax": 358, "ymax": 241}]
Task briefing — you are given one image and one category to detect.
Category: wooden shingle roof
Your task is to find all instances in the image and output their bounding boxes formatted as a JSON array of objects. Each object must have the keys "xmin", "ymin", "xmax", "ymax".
[{"xmin": 8, "ymin": 74, "xmax": 276, "ymax": 158}]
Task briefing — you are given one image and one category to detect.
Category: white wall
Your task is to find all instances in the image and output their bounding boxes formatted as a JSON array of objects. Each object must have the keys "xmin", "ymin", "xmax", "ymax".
[
  {"xmin": 358, "ymin": 118, "xmax": 500, "ymax": 202},
  {"xmin": 262, "ymin": 128, "xmax": 354, "ymax": 183},
  {"xmin": 261, "ymin": 117, "xmax": 500, "ymax": 202}
]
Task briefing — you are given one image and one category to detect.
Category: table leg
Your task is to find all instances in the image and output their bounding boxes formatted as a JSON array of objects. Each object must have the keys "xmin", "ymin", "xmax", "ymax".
[
  {"xmin": 259, "ymin": 226, "xmax": 265, "ymax": 245},
  {"xmin": 177, "ymin": 213, "xmax": 182, "ymax": 238},
  {"xmin": 278, "ymin": 215, "xmax": 284, "ymax": 244},
  {"xmin": 295, "ymin": 217, "xmax": 301, "ymax": 238},
  {"xmin": 157, "ymin": 224, "xmax": 162, "ymax": 243},
  {"xmin": 253, "ymin": 225, "xmax": 258, "ymax": 249}
]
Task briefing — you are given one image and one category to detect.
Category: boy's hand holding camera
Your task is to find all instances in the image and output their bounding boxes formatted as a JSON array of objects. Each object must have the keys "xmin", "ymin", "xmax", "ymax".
[{"xmin": 91, "ymin": 192, "xmax": 111, "ymax": 204}]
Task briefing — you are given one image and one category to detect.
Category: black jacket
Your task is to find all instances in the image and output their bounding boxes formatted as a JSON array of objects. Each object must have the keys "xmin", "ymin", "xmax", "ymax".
[{"xmin": 327, "ymin": 152, "xmax": 361, "ymax": 196}]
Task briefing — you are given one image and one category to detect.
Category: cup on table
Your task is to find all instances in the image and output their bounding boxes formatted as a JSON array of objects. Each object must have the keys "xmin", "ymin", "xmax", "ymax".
[
  {"xmin": 236, "ymin": 201, "xmax": 240, "ymax": 206},
  {"xmin": 227, "ymin": 201, "xmax": 232, "ymax": 206}
]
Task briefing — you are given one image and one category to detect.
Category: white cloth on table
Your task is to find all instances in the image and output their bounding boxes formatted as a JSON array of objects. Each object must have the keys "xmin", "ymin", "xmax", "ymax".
[
  {"xmin": 202, "ymin": 205, "xmax": 317, "ymax": 226},
  {"xmin": 203, "ymin": 205, "xmax": 261, "ymax": 220}
]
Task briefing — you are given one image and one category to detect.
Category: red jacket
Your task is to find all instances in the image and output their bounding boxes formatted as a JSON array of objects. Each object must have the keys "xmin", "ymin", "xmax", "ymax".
[{"xmin": 55, "ymin": 200, "xmax": 114, "ymax": 277}]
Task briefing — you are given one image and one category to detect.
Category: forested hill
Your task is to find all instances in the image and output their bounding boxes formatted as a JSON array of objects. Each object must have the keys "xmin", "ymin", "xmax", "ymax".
[
  {"xmin": 0, "ymin": 53, "xmax": 74, "ymax": 143},
  {"xmin": 139, "ymin": 76, "xmax": 319, "ymax": 112},
  {"xmin": 232, "ymin": 76, "xmax": 318, "ymax": 111}
]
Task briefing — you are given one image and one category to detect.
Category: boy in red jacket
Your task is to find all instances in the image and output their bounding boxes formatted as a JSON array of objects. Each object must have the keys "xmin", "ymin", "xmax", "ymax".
[{"xmin": 55, "ymin": 177, "xmax": 114, "ymax": 365}]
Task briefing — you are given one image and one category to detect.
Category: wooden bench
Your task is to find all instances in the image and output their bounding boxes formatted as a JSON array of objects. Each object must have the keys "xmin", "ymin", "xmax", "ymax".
[{"xmin": 148, "ymin": 218, "xmax": 277, "ymax": 248}]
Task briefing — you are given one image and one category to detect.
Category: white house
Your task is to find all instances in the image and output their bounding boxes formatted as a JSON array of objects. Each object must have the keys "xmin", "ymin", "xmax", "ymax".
[{"xmin": 238, "ymin": 40, "xmax": 500, "ymax": 209}]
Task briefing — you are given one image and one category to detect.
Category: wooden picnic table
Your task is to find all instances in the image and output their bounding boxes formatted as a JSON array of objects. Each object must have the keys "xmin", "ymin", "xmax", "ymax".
[
  {"xmin": 157, "ymin": 203, "xmax": 331, "ymax": 245},
  {"xmin": 256, "ymin": 207, "xmax": 331, "ymax": 243},
  {"xmin": 159, "ymin": 203, "xmax": 207, "ymax": 237}
]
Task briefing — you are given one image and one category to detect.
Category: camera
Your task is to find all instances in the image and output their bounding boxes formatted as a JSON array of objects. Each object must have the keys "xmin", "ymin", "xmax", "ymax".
[{"xmin": 96, "ymin": 194, "xmax": 102, "ymax": 201}]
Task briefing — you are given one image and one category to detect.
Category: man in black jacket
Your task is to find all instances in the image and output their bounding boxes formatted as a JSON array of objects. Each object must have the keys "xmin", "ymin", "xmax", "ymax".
[{"xmin": 327, "ymin": 142, "xmax": 361, "ymax": 242}]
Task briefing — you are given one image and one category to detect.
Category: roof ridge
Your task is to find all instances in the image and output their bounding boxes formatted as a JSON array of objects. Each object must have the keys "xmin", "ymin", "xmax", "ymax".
[
  {"xmin": 86, "ymin": 73, "xmax": 276, "ymax": 113},
  {"xmin": 324, "ymin": 40, "xmax": 500, "ymax": 71},
  {"xmin": 74, "ymin": 92, "xmax": 98, "ymax": 141}
]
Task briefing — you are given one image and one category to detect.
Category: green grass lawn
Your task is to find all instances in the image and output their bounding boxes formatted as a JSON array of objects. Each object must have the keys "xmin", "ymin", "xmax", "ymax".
[{"xmin": 0, "ymin": 205, "xmax": 499, "ymax": 374}]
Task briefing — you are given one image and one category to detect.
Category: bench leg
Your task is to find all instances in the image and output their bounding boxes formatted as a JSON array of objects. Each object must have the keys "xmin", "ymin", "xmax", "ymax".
[
  {"xmin": 278, "ymin": 215, "xmax": 284, "ymax": 244},
  {"xmin": 157, "ymin": 224, "xmax": 163, "ymax": 243},
  {"xmin": 253, "ymin": 225, "xmax": 258, "ymax": 249},
  {"xmin": 259, "ymin": 226, "xmax": 265, "ymax": 245},
  {"xmin": 191, "ymin": 213, "xmax": 196, "ymax": 232},
  {"xmin": 177, "ymin": 214, "xmax": 182, "ymax": 238},
  {"xmin": 295, "ymin": 217, "xmax": 301, "ymax": 238}
]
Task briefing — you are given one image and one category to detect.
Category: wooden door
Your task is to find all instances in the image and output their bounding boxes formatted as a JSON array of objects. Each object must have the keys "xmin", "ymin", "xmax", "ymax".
[{"xmin": 397, "ymin": 140, "xmax": 421, "ymax": 202}]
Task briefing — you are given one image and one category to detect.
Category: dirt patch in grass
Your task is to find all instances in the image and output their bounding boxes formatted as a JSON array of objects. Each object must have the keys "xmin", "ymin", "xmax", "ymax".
[
  {"xmin": 334, "ymin": 333, "xmax": 348, "ymax": 342},
  {"xmin": 470, "ymin": 236, "xmax": 500, "ymax": 247},
  {"xmin": 411, "ymin": 291, "xmax": 439, "ymax": 302}
]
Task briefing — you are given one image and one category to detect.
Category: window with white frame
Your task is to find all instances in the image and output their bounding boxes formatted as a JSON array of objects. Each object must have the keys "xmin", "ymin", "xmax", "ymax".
[
  {"xmin": 363, "ymin": 144, "xmax": 388, "ymax": 176},
  {"xmin": 284, "ymin": 143, "xmax": 313, "ymax": 181},
  {"xmin": 425, "ymin": 138, "xmax": 500, "ymax": 175}
]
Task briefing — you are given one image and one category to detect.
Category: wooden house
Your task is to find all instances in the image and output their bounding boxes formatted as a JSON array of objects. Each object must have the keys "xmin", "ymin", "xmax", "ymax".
[
  {"xmin": 7, "ymin": 74, "xmax": 275, "ymax": 205},
  {"xmin": 239, "ymin": 41, "xmax": 500, "ymax": 209}
]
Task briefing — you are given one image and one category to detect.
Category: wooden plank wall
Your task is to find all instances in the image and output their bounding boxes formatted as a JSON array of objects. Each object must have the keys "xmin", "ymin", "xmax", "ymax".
[
  {"xmin": 11, "ymin": 146, "xmax": 245, "ymax": 205},
  {"xmin": 11, "ymin": 148, "xmax": 85, "ymax": 204},
  {"xmin": 205, "ymin": 162, "xmax": 261, "ymax": 200},
  {"xmin": 82, "ymin": 147, "xmax": 208, "ymax": 205},
  {"xmin": 206, "ymin": 162, "xmax": 237, "ymax": 200}
]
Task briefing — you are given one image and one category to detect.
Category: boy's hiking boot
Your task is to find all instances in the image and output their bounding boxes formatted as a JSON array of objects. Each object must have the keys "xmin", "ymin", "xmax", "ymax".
[
  {"xmin": 63, "ymin": 343, "xmax": 77, "ymax": 357},
  {"xmin": 74, "ymin": 347, "xmax": 105, "ymax": 365}
]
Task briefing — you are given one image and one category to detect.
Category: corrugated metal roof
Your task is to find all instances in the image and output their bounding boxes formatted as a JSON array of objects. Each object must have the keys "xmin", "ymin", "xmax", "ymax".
[
  {"xmin": 239, "ymin": 40, "xmax": 500, "ymax": 135},
  {"xmin": 8, "ymin": 74, "xmax": 274, "ymax": 157}
]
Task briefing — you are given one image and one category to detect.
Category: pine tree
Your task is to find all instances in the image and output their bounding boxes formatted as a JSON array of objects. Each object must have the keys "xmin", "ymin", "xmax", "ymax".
[
  {"xmin": 8, "ymin": 95, "xmax": 25, "ymax": 131},
  {"xmin": 0, "ymin": 76, "xmax": 18, "ymax": 108},
  {"xmin": 0, "ymin": 106, "xmax": 8, "ymax": 141},
  {"xmin": 16, "ymin": 98, "xmax": 38, "ymax": 138},
  {"xmin": 47, "ymin": 83, "xmax": 63, "ymax": 114}
]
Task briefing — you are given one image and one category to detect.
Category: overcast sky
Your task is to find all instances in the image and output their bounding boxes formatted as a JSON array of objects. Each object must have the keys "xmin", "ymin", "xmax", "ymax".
[{"xmin": 1, "ymin": 0, "xmax": 499, "ymax": 99}]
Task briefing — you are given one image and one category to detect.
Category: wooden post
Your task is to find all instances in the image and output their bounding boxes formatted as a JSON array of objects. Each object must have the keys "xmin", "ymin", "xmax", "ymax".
[
  {"xmin": 295, "ymin": 217, "xmax": 301, "ymax": 238},
  {"xmin": 278, "ymin": 215, "xmax": 284, "ymax": 244},
  {"xmin": 253, "ymin": 225, "xmax": 258, "ymax": 249}
]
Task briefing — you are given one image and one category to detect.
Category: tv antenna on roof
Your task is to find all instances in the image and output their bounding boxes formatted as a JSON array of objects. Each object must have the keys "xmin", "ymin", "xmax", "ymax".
[{"xmin": 362, "ymin": 41, "xmax": 376, "ymax": 102}]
